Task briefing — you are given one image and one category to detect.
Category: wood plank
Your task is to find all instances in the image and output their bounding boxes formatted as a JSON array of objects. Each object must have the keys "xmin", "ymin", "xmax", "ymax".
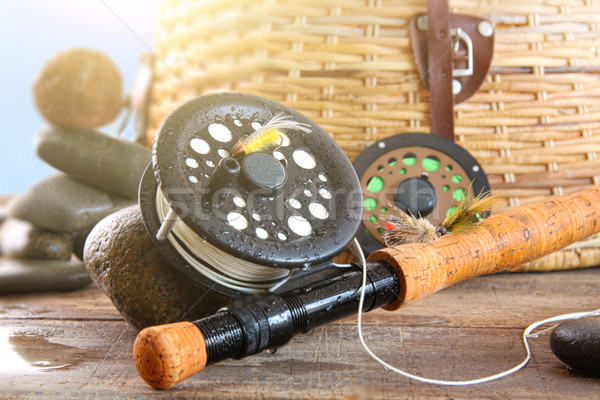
[
  {"xmin": 0, "ymin": 286, "xmax": 121, "ymax": 322},
  {"xmin": 1, "ymin": 269, "xmax": 600, "ymax": 398},
  {"xmin": 2, "ymin": 319, "xmax": 599, "ymax": 399}
]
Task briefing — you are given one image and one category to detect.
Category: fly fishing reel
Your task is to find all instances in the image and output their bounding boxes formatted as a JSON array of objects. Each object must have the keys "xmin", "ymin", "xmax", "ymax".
[
  {"xmin": 353, "ymin": 133, "xmax": 490, "ymax": 255},
  {"xmin": 139, "ymin": 93, "xmax": 362, "ymax": 297}
]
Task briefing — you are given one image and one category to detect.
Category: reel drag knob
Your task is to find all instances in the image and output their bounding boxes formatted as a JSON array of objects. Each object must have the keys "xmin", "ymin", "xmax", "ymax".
[
  {"xmin": 238, "ymin": 152, "xmax": 286, "ymax": 194},
  {"xmin": 395, "ymin": 176, "xmax": 437, "ymax": 217}
]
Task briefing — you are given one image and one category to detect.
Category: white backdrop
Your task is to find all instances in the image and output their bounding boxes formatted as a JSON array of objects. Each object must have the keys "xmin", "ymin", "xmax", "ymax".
[{"xmin": 0, "ymin": 0, "xmax": 160, "ymax": 194}]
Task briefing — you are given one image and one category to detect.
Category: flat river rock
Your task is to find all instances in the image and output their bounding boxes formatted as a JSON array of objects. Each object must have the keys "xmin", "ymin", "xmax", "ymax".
[
  {"xmin": 8, "ymin": 174, "xmax": 134, "ymax": 233},
  {"xmin": 36, "ymin": 126, "xmax": 151, "ymax": 199}
]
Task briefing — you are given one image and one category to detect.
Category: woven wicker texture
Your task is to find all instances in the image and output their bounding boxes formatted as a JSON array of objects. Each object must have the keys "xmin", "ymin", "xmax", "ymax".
[{"xmin": 148, "ymin": 0, "xmax": 600, "ymax": 271}]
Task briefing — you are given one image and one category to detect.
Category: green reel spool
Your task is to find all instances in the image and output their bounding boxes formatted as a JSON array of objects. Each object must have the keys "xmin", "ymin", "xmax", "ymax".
[{"xmin": 353, "ymin": 133, "xmax": 490, "ymax": 255}]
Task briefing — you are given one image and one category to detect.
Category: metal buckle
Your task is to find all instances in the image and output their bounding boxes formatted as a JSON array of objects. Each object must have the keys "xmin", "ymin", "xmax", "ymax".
[
  {"xmin": 451, "ymin": 28, "xmax": 473, "ymax": 78},
  {"xmin": 415, "ymin": 16, "xmax": 474, "ymax": 78}
]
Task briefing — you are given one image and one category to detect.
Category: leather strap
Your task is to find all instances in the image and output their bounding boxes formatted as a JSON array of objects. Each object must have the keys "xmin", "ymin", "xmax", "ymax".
[
  {"xmin": 410, "ymin": 1, "xmax": 495, "ymax": 142},
  {"xmin": 425, "ymin": 0, "xmax": 455, "ymax": 142}
]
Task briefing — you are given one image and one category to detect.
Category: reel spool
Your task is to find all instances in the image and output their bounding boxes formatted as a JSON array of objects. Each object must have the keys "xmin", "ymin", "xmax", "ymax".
[
  {"xmin": 139, "ymin": 93, "xmax": 362, "ymax": 297},
  {"xmin": 353, "ymin": 133, "xmax": 490, "ymax": 255}
]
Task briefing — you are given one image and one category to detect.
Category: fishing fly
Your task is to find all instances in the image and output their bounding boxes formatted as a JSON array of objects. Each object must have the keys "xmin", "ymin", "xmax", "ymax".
[
  {"xmin": 232, "ymin": 112, "xmax": 312, "ymax": 156},
  {"xmin": 382, "ymin": 190, "xmax": 497, "ymax": 246},
  {"xmin": 381, "ymin": 202, "xmax": 437, "ymax": 246}
]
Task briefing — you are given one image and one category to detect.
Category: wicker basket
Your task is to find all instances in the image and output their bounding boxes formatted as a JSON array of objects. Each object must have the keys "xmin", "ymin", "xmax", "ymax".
[{"xmin": 146, "ymin": 0, "xmax": 600, "ymax": 271}]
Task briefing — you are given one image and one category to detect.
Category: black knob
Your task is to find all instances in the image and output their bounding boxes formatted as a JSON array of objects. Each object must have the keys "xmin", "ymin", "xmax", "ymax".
[
  {"xmin": 208, "ymin": 157, "xmax": 241, "ymax": 198},
  {"xmin": 239, "ymin": 152, "xmax": 286, "ymax": 193},
  {"xmin": 394, "ymin": 177, "xmax": 437, "ymax": 217}
]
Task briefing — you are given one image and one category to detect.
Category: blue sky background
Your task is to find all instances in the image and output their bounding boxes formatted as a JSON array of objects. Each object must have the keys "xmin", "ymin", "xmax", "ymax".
[{"xmin": 0, "ymin": 0, "xmax": 160, "ymax": 194}]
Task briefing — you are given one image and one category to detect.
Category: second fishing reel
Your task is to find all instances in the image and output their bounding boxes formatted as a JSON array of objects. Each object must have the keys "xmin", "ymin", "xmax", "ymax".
[
  {"xmin": 353, "ymin": 133, "xmax": 490, "ymax": 255},
  {"xmin": 139, "ymin": 93, "xmax": 363, "ymax": 299}
]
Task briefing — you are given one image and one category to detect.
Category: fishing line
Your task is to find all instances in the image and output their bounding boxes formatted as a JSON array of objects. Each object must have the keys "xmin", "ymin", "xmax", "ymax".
[
  {"xmin": 155, "ymin": 188, "xmax": 288, "ymax": 294},
  {"xmin": 350, "ymin": 238, "xmax": 600, "ymax": 385}
]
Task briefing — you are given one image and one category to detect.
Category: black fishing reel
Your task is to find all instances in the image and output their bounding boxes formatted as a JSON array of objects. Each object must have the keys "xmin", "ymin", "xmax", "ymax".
[
  {"xmin": 353, "ymin": 133, "xmax": 490, "ymax": 255},
  {"xmin": 139, "ymin": 93, "xmax": 363, "ymax": 298}
]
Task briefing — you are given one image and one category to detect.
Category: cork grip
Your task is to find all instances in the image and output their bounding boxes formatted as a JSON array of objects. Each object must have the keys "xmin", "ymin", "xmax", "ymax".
[
  {"xmin": 134, "ymin": 321, "xmax": 207, "ymax": 389},
  {"xmin": 369, "ymin": 186, "xmax": 600, "ymax": 310}
]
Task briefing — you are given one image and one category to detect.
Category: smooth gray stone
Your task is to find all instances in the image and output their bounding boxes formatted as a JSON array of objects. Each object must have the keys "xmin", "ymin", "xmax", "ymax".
[
  {"xmin": 8, "ymin": 173, "xmax": 135, "ymax": 233},
  {"xmin": 0, "ymin": 218, "xmax": 73, "ymax": 260},
  {"xmin": 550, "ymin": 315, "xmax": 600, "ymax": 374},
  {"xmin": 72, "ymin": 227, "xmax": 93, "ymax": 261},
  {"xmin": 0, "ymin": 258, "xmax": 91, "ymax": 294},
  {"xmin": 35, "ymin": 126, "xmax": 151, "ymax": 199}
]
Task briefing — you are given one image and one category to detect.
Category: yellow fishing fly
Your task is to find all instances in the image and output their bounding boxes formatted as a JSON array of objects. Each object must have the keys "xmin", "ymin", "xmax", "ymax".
[
  {"xmin": 440, "ymin": 191, "xmax": 498, "ymax": 234},
  {"xmin": 232, "ymin": 112, "xmax": 312, "ymax": 156}
]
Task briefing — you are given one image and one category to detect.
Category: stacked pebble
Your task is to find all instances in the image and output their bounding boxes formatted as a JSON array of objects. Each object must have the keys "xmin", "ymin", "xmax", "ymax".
[{"xmin": 1, "ymin": 48, "xmax": 151, "ymax": 294}]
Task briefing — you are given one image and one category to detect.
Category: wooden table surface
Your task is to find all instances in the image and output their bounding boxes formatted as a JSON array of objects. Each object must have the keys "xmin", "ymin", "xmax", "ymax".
[{"xmin": 1, "ymin": 267, "xmax": 599, "ymax": 399}]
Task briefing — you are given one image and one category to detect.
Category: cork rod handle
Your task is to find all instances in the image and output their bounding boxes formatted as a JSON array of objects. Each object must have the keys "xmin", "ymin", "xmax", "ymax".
[
  {"xmin": 369, "ymin": 186, "xmax": 600, "ymax": 310},
  {"xmin": 134, "ymin": 322, "xmax": 208, "ymax": 389}
]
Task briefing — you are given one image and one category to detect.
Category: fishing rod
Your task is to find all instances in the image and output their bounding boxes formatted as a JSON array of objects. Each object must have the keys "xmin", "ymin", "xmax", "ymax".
[{"xmin": 134, "ymin": 184, "xmax": 600, "ymax": 389}]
